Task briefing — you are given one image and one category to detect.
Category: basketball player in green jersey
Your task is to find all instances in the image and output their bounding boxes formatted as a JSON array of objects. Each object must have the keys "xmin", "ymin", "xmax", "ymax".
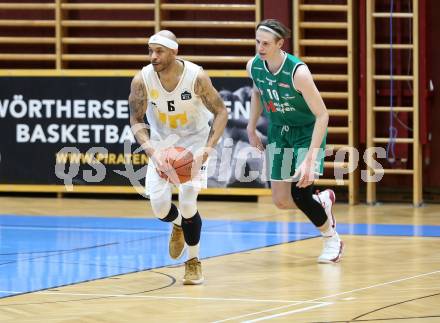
[{"xmin": 247, "ymin": 19, "xmax": 344, "ymax": 263}]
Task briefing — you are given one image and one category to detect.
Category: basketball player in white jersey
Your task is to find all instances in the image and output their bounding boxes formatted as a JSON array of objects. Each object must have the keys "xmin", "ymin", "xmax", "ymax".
[{"xmin": 128, "ymin": 30, "xmax": 228, "ymax": 285}]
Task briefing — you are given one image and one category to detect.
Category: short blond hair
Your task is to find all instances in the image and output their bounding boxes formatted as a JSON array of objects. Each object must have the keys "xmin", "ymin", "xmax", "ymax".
[{"xmin": 257, "ymin": 19, "xmax": 291, "ymax": 40}]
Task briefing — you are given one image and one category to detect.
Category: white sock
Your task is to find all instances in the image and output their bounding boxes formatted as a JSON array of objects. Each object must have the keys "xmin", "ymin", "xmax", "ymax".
[
  {"xmin": 173, "ymin": 210, "xmax": 182, "ymax": 226},
  {"xmin": 321, "ymin": 226, "xmax": 337, "ymax": 238},
  {"xmin": 188, "ymin": 243, "xmax": 200, "ymax": 260}
]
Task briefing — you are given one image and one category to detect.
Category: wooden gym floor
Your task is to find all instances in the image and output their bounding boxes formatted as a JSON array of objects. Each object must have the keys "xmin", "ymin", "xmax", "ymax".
[{"xmin": 0, "ymin": 196, "xmax": 439, "ymax": 322}]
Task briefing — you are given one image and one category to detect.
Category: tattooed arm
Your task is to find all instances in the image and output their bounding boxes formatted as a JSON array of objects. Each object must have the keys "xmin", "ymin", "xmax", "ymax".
[
  {"xmin": 128, "ymin": 71, "xmax": 155, "ymax": 158},
  {"xmin": 129, "ymin": 71, "xmax": 168, "ymax": 174},
  {"xmin": 195, "ymin": 70, "xmax": 228, "ymax": 159},
  {"xmin": 128, "ymin": 72, "xmax": 163, "ymax": 167}
]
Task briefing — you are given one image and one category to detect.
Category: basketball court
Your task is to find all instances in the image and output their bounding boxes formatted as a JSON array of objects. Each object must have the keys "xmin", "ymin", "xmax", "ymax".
[
  {"xmin": 1, "ymin": 197, "xmax": 439, "ymax": 322},
  {"xmin": 1, "ymin": 0, "xmax": 440, "ymax": 322}
]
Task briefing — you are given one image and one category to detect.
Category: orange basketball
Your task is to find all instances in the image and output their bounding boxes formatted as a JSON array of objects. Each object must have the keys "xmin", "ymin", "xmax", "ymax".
[{"xmin": 164, "ymin": 146, "xmax": 194, "ymax": 184}]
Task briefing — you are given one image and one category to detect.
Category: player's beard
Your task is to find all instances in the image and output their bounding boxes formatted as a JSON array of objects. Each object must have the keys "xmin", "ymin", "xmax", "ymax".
[
  {"xmin": 152, "ymin": 63, "xmax": 165, "ymax": 72},
  {"xmin": 152, "ymin": 57, "xmax": 172, "ymax": 73}
]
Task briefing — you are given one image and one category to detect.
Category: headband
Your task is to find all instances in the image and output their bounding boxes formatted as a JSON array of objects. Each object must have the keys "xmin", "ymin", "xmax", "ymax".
[
  {"xmin": 257, "ymin": 25, "xmax": 283, "ymax": 39},
  {"xmin": 148, "ymin": 34, "xmax": 178, "ymax": 50}
]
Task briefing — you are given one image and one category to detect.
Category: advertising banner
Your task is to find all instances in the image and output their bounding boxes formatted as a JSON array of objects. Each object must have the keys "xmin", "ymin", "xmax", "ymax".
[{"xmin": 0, "ymin": 76, "xmax": 269, "ymax": 192}]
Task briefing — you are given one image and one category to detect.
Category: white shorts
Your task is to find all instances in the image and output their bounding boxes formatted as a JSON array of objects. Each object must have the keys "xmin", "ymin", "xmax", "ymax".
[
  {"xmin": 145, "ymin": 160, "xmax": 208, "ymax": 197},
  {"xmin": 145, "ymin": 132, "xmax": 209, "ymax": 196}
]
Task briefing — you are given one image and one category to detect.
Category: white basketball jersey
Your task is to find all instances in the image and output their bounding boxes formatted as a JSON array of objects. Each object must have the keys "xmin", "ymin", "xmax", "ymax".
[{"xmin": 140, "ymin": 60, "xmax": 212, "ymax": 152}]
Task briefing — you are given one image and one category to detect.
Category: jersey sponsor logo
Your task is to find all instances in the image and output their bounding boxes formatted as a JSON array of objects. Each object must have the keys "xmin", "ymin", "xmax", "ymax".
[
  {"xmin": 265, "ymin": 77, "xmax": 276, "ymax": 86},
  {"xmin": 282, "ymin": 70, "xmax": 291, "ymax": 76},
  {"xmin": 150, "ymin": 89, "xmax": 159, "ymax": 100},
  {"xmin": 252, "ymin": 67, "xmax": 263, "ymax": 70},
  {"xmin": 151, "ymin": 101, "xmax": 157, "ymax": 108},
  {"xmin": 278, "ymin": 82, "xmax": 290, "ymax": 89},
  {"xmin": 181, "ymin": 90, "xmax": 192, "ymax": 100},
  {"xmin": 157, "ymin": 110, "xmax": 189, "ymax": 128},
  {"xmin": 264, "ymin": 100, "xmax": 296, "ymax": 113},
  {"xmin": 256, "ymin": 78, "xmax": 265, "ymax": 83},
  {"xmin": 278, "ymin": 102, "xmax": 296, "ymax": 113},
  {"xmin": 282, "ymin": 95, "xmax": 296, "ymax": 99},
  {"xmin": 264, "ymin": 100, "xmax": 277, "ymax": 113}
]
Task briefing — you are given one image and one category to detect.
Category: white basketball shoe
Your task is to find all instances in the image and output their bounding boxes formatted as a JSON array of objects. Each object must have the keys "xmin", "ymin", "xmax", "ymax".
[{"xmin": 318, "ymin": 233, "xmax": 344, "ymax": 263}]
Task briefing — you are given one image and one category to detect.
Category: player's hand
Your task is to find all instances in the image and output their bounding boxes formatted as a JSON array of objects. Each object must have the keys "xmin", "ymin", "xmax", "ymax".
[
  {"xmin": 247, "ymin": 128, "xmax": 264, "ymax": 151},
  {"xmin": 148, "ymin": 149, "xmax": 171, "ymax": 179},
  {"xmin": 191, "ymin": 148, "xmax": 210, "ymax": 179},
  {"xmin": 295, "ymin": 158, "xmax": 315, "ymax": 188}
]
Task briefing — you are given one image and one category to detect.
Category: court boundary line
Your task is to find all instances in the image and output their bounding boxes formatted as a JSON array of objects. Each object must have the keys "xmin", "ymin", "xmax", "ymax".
[
  {"xmin": 2, "ymin": 219, "xmax": 440, "ymax": 237},
  {"xmin": 0, "ymin": 225, "xmax": 316, "ymax": 237},
  {"xmin": 0, "ymin": 290, "xmax": 328, "ymax": 305},
  {"xmin": 212, "ymin": 303, "xmax": 332, "ymax": 323},
  {"xmin": 213, "ymin": 269, "xmax": 440, "ymax": 322}
]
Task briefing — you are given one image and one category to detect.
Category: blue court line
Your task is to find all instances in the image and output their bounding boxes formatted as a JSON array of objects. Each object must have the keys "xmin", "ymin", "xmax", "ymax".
[{"xmin": 0, "ymin": 214, "xmax": 439, "ymax": 299}]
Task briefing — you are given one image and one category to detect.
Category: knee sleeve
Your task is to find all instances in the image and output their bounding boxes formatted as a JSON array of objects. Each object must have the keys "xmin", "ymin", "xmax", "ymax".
[
  {"xmin": 291, "ymin": 185, "xmax": 327, "ymax": 227},
  {"xmin": 179, "ymin": 185, "xmax": 199, "ymax": 219},
  {"xmin": 150, "ymin": 181, "xmax": 172, "ymax": 220},
  {"xmin": 181, "ymin": 211, "xmax": 202, "ymax": 246},
  {"xmin": 150, "ymin": 196, "xmax": 177, "ymax": 221}
]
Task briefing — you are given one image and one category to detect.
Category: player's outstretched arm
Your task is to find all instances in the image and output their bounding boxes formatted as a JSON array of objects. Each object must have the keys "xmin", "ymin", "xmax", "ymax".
[
  {"xmin": 195, "ymin": 70, "xmax": 228, "ymax": 153},
  {"xmin": 128, "ymin": 72, "xmax": 154, "ymax": 157}
]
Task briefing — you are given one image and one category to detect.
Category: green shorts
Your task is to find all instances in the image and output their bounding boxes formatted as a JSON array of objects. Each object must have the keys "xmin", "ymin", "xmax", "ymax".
[{"xmin": 266, "ymin": 123, "xmax": 326, "ymax": 181}]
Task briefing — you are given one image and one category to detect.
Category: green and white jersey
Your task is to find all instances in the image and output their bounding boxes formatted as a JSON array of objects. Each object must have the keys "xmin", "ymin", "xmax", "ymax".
[{"xmin": 250, "ymin": 53, "xmax": 315, "ymax": 126}]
